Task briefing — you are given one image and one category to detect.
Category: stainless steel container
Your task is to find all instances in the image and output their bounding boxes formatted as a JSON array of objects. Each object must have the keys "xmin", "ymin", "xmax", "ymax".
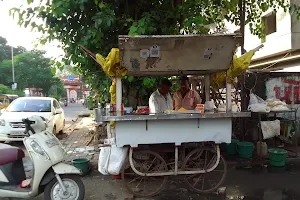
[{"xmin": 95, "ymin": 108, "xmax": 105, "ymax": 123}]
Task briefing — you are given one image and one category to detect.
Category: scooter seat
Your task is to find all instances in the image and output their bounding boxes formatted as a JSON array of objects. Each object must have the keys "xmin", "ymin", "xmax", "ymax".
[{"xmin": 0, "ymin": 143, "xmax": 25, "ymax": 165}]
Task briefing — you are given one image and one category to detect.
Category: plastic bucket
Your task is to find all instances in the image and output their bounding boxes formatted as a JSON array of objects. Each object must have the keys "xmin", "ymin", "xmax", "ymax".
[
  {"xmin": 72, "ymin": 158, "xmax": 90, "ymax": 175},
  {"xmin": 226, "ymin": 139, "xmax": 239, "ymax": 155},
  {"xmin": 268, "ymin": 148, "xmax": 287, "ymax": 167},
  {"xmin": 237, "ymin": 142, "xmax": 254, "ymax": 159}
]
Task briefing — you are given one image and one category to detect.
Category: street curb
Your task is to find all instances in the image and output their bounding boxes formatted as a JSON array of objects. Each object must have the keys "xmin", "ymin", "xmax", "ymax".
[
  {"xmin": 78, "ymin": 110, "xmax": 93, "ymax": 118},
  {"xmin": 78, "ymin": 113, "xmax": 91, "ymax": 117}
]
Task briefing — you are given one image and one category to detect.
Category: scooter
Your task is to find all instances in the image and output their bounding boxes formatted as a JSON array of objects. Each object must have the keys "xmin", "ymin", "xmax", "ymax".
[
  {"xmin": 0, "ymin": 115, "xmax": 85, "ymax": 199},
  {"xmin": 64, "ymin": 99, "xmax": 68, "ymax": 107}
]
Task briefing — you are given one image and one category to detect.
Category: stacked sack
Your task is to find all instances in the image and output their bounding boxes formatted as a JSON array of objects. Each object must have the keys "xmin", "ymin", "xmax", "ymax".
[{"xmin": 247, "ymin": 93, "xmax": 289, "ymax": 113}]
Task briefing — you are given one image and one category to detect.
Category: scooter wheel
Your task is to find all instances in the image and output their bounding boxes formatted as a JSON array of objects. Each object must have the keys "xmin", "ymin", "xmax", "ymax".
[{"xmin": 44, "ymin": 174, "xmax": 85, "ymax": 200}]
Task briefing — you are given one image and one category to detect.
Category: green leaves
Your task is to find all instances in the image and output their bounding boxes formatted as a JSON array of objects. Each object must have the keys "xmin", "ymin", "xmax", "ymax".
[
  {"xmin": 128, "ymin": 14, "xmax": 157, "ymax": 35},
  {"xmin": 24, "ymin": 21, "xmax": 30, "ymax": 28},
  {"xmin": 0, "ymin": 49, "xmax": 58, "ymax": 94},
  {"xmin": 127, "ymin": 76, "xmax": 134, "ymax": 83},
  {"xmin": 128, "ymin": 25, "xmax": 138, "ymax": 36},
  {"xmin": 98, "ymin": 2, "xmax": 106, "ymax": 9},
  {"xmin": 9, "ymin": 0, "xmax": 300, "ymax": 105},
  {"xmin": 142, "ymin": 77, "xmax": 157, "ymax": 89},
  {"xmin": 79, "ymin": 4, "xmax": 84, "ymax": 11},
  {"xmin": 50, "ymin": 67, "xmax": 57, "ymax": 75},
  {"xmin": 56, "ymin": 61, "xmax": 62, "ymax": 69}
]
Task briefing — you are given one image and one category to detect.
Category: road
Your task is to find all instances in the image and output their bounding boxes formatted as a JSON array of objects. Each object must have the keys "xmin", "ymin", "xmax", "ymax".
[
  {"xmin": 13, "ymin": 164, "xmax": 300, "ymax": 200},
  {"xmin": 61, "ymin": 102, "xmax": 92, "ymax": 127}
]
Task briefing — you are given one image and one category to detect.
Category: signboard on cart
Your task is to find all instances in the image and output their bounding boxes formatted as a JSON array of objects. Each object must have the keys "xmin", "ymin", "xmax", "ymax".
[{"xmin": 118, "ymin": 34, "xmax": 241, "ymax": 76}]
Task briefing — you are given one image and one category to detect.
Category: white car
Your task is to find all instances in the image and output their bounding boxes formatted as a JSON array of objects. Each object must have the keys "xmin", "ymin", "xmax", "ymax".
[{"xmin": 0, "ymin": 97, "xmax": 65, "ymax": 142}]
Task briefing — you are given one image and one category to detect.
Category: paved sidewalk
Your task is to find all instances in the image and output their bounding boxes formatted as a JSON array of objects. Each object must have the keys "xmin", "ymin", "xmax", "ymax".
[{"xmin": 61, "ymin": 117, "xmax": 100, "ymax": 169}]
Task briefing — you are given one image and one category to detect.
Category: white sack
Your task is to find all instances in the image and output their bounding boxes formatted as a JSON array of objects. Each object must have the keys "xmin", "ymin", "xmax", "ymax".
[
  {"xmin": 266, "ymin": 99, "xmax": 287, "ymax": 107},
  {"xmin": 98, "ymin": 146, "xmax": 110, "ymax": 175},
  {"xmin": 270, "ymin": 105, "xmax": 290, "ymax": 112},
  {"xmin": 98, "ymin": 137, "xmax": 128, "ymax": 175},
  {"xmin": 98, "ymin": 138, "xmax": 114, "ymax": 175},
  {"xmin": 107, "ymin": 145, "xmax": 128, "ymax": 175},
  {"xmin": 261, "ymin": 120, "xmax": 280, "ymax": 139}
]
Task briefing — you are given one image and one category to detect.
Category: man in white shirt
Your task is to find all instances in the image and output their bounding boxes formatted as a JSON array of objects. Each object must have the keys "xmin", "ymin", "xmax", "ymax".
[{"xmin": 149, "ymin": 79, "xmax": 173, "ymax": 113}]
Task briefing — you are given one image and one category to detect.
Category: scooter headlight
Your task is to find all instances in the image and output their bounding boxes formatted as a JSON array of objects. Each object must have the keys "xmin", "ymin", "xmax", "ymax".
[{"xmin": 30, "ymin": 140, "xmax": 50, "ymax": 160}]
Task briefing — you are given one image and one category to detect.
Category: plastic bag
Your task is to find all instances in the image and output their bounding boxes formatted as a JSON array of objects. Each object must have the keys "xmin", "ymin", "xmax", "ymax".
[
  {"xmin": 210, "ymin": 50, "xmax": 255, "ymax": 89},
  {"xmin": 98, "ymin": 138, "xmax": 114, "ymax": 175},
  {"xmin": 98, "ymin": 146, "xmax": 110, "ymax": 175},
  {"xmin": 248, "ymin": 103, "xmax": 270, "ymax": 113},
  {"xmin": 96, "ymin": 48, "xmax": 127, "ymax": 78},
  {"xmin": 107, "ymin": 145, "xmax": 128, "ymax": 175},
  {"xmin": 249, "ymin": 93, "xmax": 265, "ymax": 105},
  {"xmin": 261, "ymin": 120, "xmax": 280, "ymax": 139},
  {"xmin": 95, "ymin": 48, "xmax": 127, "ymax": 114},
  {"xmin": 98, "ymin": 138, "xmax": 128, "ymax": 175}
]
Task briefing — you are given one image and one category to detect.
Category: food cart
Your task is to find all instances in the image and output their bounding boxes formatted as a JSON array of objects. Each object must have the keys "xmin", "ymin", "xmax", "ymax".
[{"xmin": 95, "ymin": 34, "xmax": 251, "ymax": 197}]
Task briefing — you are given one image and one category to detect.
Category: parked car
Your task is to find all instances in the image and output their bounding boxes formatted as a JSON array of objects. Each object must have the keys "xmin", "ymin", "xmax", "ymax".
[
  {"xmin": 0, "ymin": 94, "xmax": 18, "ymax": 109},
  {"xmin": 0, "ymin": 97, "xmax": 65, "ymax": 142}
]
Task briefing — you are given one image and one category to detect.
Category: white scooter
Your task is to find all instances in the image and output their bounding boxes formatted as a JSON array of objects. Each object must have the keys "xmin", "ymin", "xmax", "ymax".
[{"xmin": 0, "ymin": 115, "xmax": 85, "ymax": 199}]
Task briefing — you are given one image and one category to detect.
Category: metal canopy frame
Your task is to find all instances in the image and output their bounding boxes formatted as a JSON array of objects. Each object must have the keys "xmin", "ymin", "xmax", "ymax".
[{"xmin": 114, "ymin": 34, "xmax": 242, "ymax": 114}]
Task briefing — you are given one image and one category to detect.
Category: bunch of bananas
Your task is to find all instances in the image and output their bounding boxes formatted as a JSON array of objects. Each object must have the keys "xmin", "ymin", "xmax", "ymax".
[{"xmin": 165, "ymin": 109, "xmax": 175, "ymax": 113}]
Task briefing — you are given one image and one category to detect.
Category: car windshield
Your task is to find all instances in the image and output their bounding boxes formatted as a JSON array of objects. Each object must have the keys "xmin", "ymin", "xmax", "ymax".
[{"xmin": 6, "ymin": 99, "xmax": 51, "ymax": 112}]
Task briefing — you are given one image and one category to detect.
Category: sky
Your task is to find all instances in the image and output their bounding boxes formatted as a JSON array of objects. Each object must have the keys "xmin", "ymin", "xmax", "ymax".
[{"xmin": 0, "ymin": 0, "xmax": 64, "ymax": 59}]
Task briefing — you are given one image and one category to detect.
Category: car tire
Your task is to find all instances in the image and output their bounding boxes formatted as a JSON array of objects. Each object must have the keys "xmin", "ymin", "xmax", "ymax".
[
  {"xmin": 59, "ymin": 120, "xmax": 65, "ymax": 135},
  {"xmin": 53, "ymin": 126, "xmax": 57, "ymax": 135}
]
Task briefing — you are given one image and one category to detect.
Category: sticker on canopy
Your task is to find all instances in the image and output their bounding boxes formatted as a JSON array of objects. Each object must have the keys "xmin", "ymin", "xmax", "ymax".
[
  {"xmin": 203, "ymin": 47, "xmax": 213, "ymax": 59},
  {"xmin": 140, "ymin": 49, "xmax": 150, "ymax": 59},
  {"xmin": 149, "ymin": 45, "xmax": 160, "ymax": 58}
]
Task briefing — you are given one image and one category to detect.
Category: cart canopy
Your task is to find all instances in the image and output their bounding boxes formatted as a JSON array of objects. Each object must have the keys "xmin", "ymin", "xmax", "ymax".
[{"xmin": 118, "ymin": 34, "xmax": 242, "ymax": 76}]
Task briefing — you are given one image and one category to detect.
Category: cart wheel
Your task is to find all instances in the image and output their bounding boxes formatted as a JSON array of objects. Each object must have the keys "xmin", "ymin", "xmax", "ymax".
[
  {"xmin": 121, "ymin": 150, "xmax": 168, "ymax": 198},
  {"xmin": 182, "ymin": 146, "xmax": 227, "ymax": 193}
]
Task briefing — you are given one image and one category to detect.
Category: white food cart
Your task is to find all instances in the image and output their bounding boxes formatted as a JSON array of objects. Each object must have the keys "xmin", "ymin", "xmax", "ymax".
[{"xmin": 101, "ymin": 34, "xmax": 251, "ymax": 197}]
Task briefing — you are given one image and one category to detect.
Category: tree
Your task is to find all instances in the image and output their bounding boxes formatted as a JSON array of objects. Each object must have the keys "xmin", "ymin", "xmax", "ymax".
[
  {"xmin": 10, "ymin": 0, "xmax": 300, "ymax": 106},
  {"xmin": 56, "ymin": 65, "xmax": 79, "ymax": 77},
  {"xmin": 0, "ymin": 50, "xmax": 59, "ymax": 95},
  {"xmin": 0, "ymin": 84, "xmax": 24, "ymax": 96},
  {"xmin": 0, "ymin": 36, "xmax": 26, "ymax": 62},
  {"xmin": 0, "ymin": 84, "xmax": 12, "ymax": 94},
  {"xmin": 48, "ymin": 80, "xmax": 66, "ymax": 101}
]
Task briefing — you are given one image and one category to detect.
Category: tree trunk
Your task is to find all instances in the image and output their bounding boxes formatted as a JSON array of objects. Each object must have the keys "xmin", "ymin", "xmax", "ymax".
[{"xmin": 127, "ymin": 85, "xmax": 138, "ymax": 109}]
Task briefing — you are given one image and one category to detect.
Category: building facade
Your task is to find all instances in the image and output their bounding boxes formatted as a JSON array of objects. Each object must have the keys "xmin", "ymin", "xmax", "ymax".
[
  {"xmin": 61, "ymin": 76, "xmax": 84, "ymax": 102},
  {"xmin": 235, "ymin": 6, "xmax": 300, "ymax": 71}
]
